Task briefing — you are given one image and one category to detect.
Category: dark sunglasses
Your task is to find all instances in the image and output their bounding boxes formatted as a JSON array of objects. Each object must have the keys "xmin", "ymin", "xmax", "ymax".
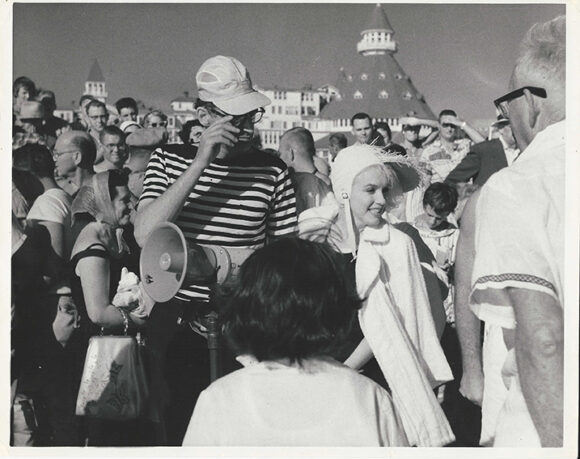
[
  {"xmin": 210, "ymin": 106, "xmax": 264, "ymax": 125},
  {"xmin": 494, "ymin": 86, "xmax": 547, "ymax": 119},
  {"xmin": 441, "ymin": 123, "xmax": 457, "ymax": 129}
]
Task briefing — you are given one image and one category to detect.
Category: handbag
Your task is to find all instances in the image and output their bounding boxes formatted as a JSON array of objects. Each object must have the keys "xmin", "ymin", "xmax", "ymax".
[{"xmin": 75, "ymin": 327, "xmax": 149, "ymax": 420}]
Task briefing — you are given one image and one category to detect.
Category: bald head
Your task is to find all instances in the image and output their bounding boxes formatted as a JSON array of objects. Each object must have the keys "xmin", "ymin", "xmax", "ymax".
[
  {"xmin": 56, "ymin": 130, "xmax": 97, "ymax": 169},
  {"xmin": 509, "ymin": 15, "xmax": 565, "ymax": 149},
  {"xmin": 279, "ymin": 127, "xmax": 316, "ymax": 172}
]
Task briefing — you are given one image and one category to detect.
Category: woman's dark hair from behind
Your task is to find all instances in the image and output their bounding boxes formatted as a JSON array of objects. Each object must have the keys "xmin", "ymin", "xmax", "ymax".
[{"xmin": 219, "ymin": 237, "xmax": 361, "ymax": 364}]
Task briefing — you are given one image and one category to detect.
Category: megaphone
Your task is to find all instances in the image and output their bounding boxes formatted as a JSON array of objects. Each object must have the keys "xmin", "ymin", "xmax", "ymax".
[{"xmin": 140, "ymin": 222, "xmax": 253, "ymax": 303}]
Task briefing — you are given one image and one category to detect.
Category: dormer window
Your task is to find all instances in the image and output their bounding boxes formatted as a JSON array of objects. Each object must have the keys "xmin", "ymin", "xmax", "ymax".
[
  {"xmin": 378, "ymin": 72, "xmax": 386, "ymax": 80},
  {"xmin": 401, "ymin": 91, "xmax": 413, "ymax": 100},
  {"xmin": 361, "ymin": 73, "xmax": 368, "ymax": 81},
  {"xmin": 354, "ymin": 90, "xmax": 363, "ymax": 100},
  {"xmin": 394, "ymin": 73, "xmax": 403, "ymax": 80},
  {"xmin": 379, "ymin": 90, "xmax": 389, "ymax": 99}
]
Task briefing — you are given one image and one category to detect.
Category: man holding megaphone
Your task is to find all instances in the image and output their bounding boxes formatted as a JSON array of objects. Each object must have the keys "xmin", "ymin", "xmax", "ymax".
[{"xmin": 134, "ymin": 56, "xmax": 297, "ymax": 445}]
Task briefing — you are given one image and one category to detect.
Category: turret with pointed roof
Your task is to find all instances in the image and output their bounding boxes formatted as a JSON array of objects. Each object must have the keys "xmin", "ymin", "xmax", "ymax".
[
  {"xmin": 320, "ymin": 4, "xmax": 434, "ymax": 130},
  {"xmin": 84, "ymin": 59, "xmax": 107, "ymax": 102}
]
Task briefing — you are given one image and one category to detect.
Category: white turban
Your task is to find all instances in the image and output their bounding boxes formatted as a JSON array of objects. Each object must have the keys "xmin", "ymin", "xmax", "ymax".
[{"xmin": 330, "ymin": 144, "xmax": 385, "ymax": 201}]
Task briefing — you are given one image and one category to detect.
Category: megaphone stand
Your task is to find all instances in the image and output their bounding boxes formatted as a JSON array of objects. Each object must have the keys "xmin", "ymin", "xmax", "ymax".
[
  {"xmin": 141, "ymin": 223, "xmax": 252, "ymax": 385},
  {"xmin": 205, "ymin": 310, "xmax": 222, "ymax": 382}
]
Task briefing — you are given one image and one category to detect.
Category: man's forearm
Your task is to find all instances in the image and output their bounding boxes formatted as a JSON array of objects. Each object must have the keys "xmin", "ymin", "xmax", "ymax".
[
  {"xmin": 134, "ymin": 160, "xmax": 207, "ymax": 246},
  {"xmin": 462, "ymin": 123, "xmax": 485, "ymax": 143},
  {"xmin": 512, "ymin": 289, "xmax": 563, "ymax": 446}
]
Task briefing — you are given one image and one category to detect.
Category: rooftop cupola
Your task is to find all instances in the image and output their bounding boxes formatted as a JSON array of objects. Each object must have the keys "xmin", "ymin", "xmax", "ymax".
[{"xmin": 357, "ymin": 3, "xmax": 397, "ymax": 56}]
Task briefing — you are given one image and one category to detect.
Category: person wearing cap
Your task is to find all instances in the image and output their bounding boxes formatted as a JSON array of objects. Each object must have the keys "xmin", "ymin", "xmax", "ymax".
[
  {"xmin": 16, "ymin": 101, "xmax": 46, "ymax": 135},
  {"xmin": 444, "ymin": 116, "xmax": 519, "ymax": 189},
  {"xmin": 297, "ymin": 144, "xmax": 453, "ymax": 446},
  {"xmin": 37, "ymin": 89, "xmax": 70, "ymax": 139},
  {"xmin": 134, "ymin": 55, "xmax": 297, "ymax": 445},
  {"xmin": 119, "ymin": 119, "xmax": 141, "ymax": 134}
]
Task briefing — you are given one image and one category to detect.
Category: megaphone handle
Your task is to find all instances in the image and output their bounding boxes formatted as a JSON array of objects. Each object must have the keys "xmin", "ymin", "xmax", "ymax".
[{"xmin": 205, "ymin": 311, "xmax": 222, "ymax": 383}]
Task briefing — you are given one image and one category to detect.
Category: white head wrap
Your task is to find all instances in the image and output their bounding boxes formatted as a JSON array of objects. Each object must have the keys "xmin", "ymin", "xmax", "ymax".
[{"xmin": 330, "ymin": 145, "xmax": 385, "ymax": 255}]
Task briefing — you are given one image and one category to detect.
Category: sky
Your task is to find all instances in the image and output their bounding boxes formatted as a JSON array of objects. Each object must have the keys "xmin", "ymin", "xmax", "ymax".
[{"xmin": 12, "ymin": 2, "xmax": 566, "ymax": 122}]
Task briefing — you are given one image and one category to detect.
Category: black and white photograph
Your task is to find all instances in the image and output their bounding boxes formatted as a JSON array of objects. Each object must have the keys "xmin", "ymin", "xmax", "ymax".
[{"xmin": 4, "ymin": 0, "xmax": 578, "ymax": 455}]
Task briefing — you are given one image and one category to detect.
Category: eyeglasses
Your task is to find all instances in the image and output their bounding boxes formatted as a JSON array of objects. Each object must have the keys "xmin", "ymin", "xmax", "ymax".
[
  {"xmin": 441, "ymin": 123, "xmax": 457, "ymax": 129},
  {"xmin": 494, "ymin": 86, "xmax": 547, "ymax": 119},
  {"xmin": 148, "ymin": 122, "xmax": 167, "ymax": 128},
  {"xmin": 52, "ymin": 149, "xmax": 78, "ymax": 160},
  {"xmin": 210, "ymin": 106, "xmax": 265, "ymax": 126}
]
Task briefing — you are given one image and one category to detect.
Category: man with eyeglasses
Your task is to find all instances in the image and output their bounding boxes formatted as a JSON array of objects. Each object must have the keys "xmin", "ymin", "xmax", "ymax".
[
  {"xmin": 456, "ymin": 15, "xmax": 565, "ymax": 447},
  {"xmin": 52, "ymin": 130, "xmax": 96, "ymax": 196},
  {"xmin": 420, "ymin": 110, "xmax": 485, "ymax": 183},
  {"xmin": 134, "ymin": 55, "xmax": 297, "ymax": 445},
  {"xmin": 84, "ymin": 99, "xmax": 109, "ymax": 165},
  {"xmin": 93, "ymin": 125, "xmax": 130, "ymax": 173}
]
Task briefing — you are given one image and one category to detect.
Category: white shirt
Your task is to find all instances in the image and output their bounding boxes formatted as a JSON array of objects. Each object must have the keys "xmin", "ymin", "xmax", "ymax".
[
  {"xmin": 183, "ymin": 358, "xmax": 408, "ymax": 446},
  {"xmin": 471, "ymin": 120, "xmax": 565, "ymax": 327}
]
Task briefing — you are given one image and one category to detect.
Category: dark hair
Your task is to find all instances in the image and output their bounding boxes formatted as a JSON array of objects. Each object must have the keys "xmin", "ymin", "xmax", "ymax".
[
  {"xmin": 115, "ymin": 97, "xmax": 138, "ymax": 115},
  {"xmin": 178, "ymin": 119, "xmax": 203, "ymax": 144},
  {"xmin": 79, "ymin": 94, "xmax": 95, "ymax": 107},
  {"xmin": 99, "ymin": 125, "xmax": 125, "ymax": 144},
  {"xmin": 423, "ymin": 182, "xmax": 458, "ymax": 214},
  {"xmin": 219, "ymin": 238, "xmax": 361, "ymax": 363},
  {"xmin": 329, "ymin": 132, "xmax": 347, "ymax": 148},
  {"xmin": 350, "ymin": 112, "xmax": 372, "ymax": 125},
  {"xmin": 438, "ymin": 109, "xmax": 457, "ymax": 120},
  {"xmin": 13, "ymin": 76, "xmax": 37, "ymax": 98},
  {"xmin": 142, "ymin": 109, "xmax": 168, "ymax": 126},
  {"xmin": 13, "ymin": 143, "xmax": 55, "ymax": 179},
  {"xmin": 37, "ymin": 89, "xmax": 56, "ymax": 113},
  {"xmin": 194, "ymin": 97, "xmax": 215, "ymax": 110},
  {"xmin": 106, "ymin": 168, "xmax": 130, "ymax": 200},
  {"xmin": 374, "ymin": 121, "xmax": 392, "ymax": 140},
  {"xmin": 85, "ymin": 99, "xmax": 107, "ymax": 115}
]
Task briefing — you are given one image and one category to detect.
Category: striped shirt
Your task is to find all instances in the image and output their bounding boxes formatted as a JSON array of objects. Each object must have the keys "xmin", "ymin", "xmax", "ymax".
[{"xmin": 139, "ymin": 144, "xmax": 297, "ymax": 302}]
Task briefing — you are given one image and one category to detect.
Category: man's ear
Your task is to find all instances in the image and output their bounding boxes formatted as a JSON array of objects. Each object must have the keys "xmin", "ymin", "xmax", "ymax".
[
  {"xmin": 523, "ymin": 88, "xmax": 540, "ymax": 129},
  {"xmin": 196, "ymin": 107, "xmax": 212, "ymax": 127},
  {"xmin": 73, "ymin": 150, "xmax": 82, "ymax": 166}
]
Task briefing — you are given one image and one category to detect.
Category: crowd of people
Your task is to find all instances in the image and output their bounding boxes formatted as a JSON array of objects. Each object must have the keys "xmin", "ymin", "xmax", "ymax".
[{"xmin": 10, "ymin": 14, "xmax": 566, "ymax": 448}]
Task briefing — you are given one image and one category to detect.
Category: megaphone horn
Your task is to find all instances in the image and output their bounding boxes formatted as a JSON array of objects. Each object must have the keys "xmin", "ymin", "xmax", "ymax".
[{"xmin": 140, "ymin": 222, "xmax": 252, "ymax": 303}]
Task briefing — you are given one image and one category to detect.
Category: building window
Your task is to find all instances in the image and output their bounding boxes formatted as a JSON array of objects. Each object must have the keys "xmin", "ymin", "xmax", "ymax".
[
  {"xmin": 378, "ymin": 72, "xmax": 386, "ymax": 80},
  {"xmin": 394, "ymin": 73, "xmax": 403, "ymax": 80},
  {"xmin": 347, "ymin": 75, "xmax": 353, "ymax": 82},
  {"xmin": 402, "ymin": 91, "xmax": 413, "ymax": 100},
  {"xmin": 354, "ymin": 90, "xmax": 363, "ymax": 100},
  {"xmin": 361, "ymin": 73, "xmax": 368, "ymax": 81},
  {"xmin": 379, "ymin": 90, "xmax": 389, "ymax": 99},
  {"xmin": 278, "ymin": 106, "xmax": 282, "ymax": 114}
]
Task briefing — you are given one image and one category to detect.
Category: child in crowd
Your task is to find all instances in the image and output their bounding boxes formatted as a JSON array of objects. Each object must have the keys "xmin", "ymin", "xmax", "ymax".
[
  {"xmin": 182, "ymin": 238, "xmax": 408, "ymax": 446},
  {"xmin": 413, "ymin": 182, "xmax": 459, "ymax": 324}
]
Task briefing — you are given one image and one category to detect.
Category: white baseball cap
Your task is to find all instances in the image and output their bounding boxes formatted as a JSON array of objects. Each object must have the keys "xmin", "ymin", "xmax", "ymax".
[{"xmin": 196, "ymin": 55, "xmax": 271, "ymax": 115}]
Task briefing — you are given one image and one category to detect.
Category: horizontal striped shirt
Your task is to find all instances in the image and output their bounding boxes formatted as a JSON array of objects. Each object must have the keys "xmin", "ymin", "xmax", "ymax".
[{"xmin": 139, "ymin": 144, "xmax": 297, "ymax": 302}]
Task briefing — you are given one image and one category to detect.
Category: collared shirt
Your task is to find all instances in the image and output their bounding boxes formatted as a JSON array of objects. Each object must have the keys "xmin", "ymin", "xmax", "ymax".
[
  {"xmin": 470, "ymin": 120, "xmax": 565, "ymax": 328},
  {"xmin": 499, "ymin": 135, "xmax": 520, "ymax": 166},
  {"xmin": 420, "ymin": 138, "xmax": 472, "ymax": 183}
]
